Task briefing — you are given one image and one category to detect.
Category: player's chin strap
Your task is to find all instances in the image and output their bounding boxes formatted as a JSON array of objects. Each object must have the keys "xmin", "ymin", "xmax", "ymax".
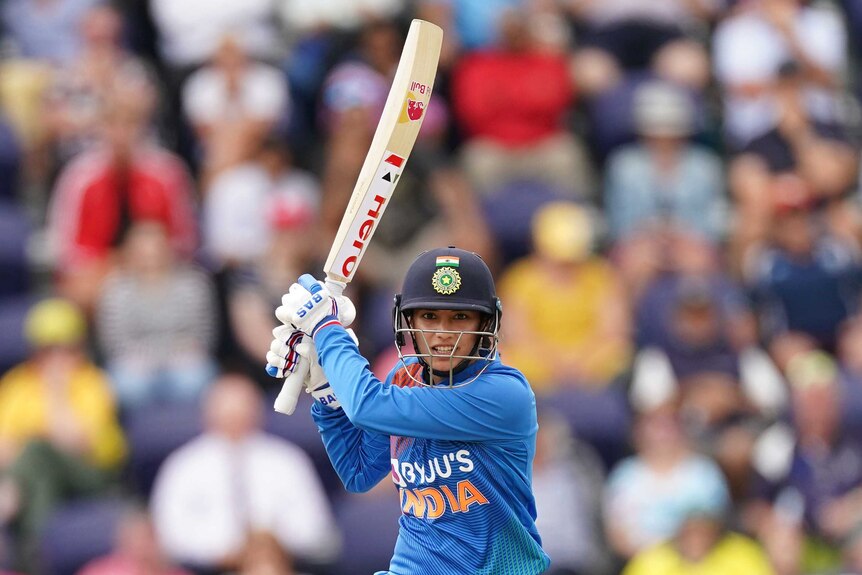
[{"xmin": 393, "ymin": 306, "xmax": 500, "ymax": 388}]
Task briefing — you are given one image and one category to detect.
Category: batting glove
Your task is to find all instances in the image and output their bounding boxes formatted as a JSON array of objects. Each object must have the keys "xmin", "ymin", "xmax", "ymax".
[
  {"xmin": 278, "ymin": 280, "xmax": 356, "ymax": 329},
  {"xmin": 266, "ymin": 325, "xmax": 305, "ymax": 379},
  {"xmin": 276, "ymin": 275, "xmax": 344, "ymax": 337},
  {"xmin": 266, "ymin": 327, "xmax": 359, "ymax": 410}
]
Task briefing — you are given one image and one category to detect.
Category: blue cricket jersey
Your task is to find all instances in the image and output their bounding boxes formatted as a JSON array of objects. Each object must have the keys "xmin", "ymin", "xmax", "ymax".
[{"xmin": 310, "ymin": 324, "xmax": 550, "ymax": 575}]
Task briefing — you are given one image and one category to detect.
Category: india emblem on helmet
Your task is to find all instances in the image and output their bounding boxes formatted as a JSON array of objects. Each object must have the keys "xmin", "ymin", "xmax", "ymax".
[{"xmin": 432, "ymin": 267, "xmax": 461, "ymax": 295}]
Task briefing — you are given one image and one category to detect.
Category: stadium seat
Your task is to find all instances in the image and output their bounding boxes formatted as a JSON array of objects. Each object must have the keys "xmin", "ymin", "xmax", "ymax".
[
  {"xmin": 537, "ymin": 384, "xmax": 633, "ymax": 471},
  {"xmin": 38, "ymin": 496, "xmax": 128, "ymax": 575},
  {"xmin": 124, "ymin": 402, "xmax": 203, "ymax": 498},
  {"xmin": 481, "ymin": 180, "xmax": 566, "ymax": 266},
  {"xmin": 0, "ymin": 294, "xmax": 33, "ymax": 375},
  {"xmin": 333, "ymin": 488, "xmax": 401, "ymax": 574},
  {"xmin": 0, "ymin": 200, "xmax": 30, "ymax": 299}
]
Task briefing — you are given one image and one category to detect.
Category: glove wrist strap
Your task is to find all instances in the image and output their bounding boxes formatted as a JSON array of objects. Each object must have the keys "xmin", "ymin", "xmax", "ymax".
[{"xmin": 310, "ymin": 382, "xmax": 341, "ymax": 410}]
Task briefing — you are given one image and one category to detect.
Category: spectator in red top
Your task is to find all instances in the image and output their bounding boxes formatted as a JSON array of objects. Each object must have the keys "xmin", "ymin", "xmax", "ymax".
[
  {"xmin": 451, "ymin": 7, "xmax": 595, "ymax": 198},
  {"xmin": 47, "ymin": 95, "xmax": 198, "ymax": 312}
]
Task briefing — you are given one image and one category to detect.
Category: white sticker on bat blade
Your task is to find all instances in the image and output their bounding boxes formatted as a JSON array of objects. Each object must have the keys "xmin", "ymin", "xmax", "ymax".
[{"xmin": 329, "ymin": 151, "xmax": 406, "ymax": 281}]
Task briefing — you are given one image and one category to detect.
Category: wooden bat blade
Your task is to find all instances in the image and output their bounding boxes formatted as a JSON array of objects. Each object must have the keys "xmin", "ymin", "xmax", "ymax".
[{"xmin": 323, "ymin": 19, "xmax": 443, "ymax": 284}]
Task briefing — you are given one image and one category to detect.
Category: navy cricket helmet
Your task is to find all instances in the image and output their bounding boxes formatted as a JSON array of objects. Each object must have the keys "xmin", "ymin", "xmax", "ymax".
[
  {"xmin": 393, "ymin": 247, "xmax": 502, "ymax": 386},
  {"xmin": 398, "ymin": 247, "xmax": 499, "ymax": 315}
]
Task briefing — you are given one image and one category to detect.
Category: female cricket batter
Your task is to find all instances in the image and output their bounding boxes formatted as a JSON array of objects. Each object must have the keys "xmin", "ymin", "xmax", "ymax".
[{"xmin": 266, "ymin": 247, "xmax": 549, "ymax": 574}]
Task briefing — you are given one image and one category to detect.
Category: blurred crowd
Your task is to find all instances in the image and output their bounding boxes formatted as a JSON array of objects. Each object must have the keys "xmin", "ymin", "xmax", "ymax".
[{"xmin": 1, "ymin": 0, "xmax": 862, "ymax": 574}]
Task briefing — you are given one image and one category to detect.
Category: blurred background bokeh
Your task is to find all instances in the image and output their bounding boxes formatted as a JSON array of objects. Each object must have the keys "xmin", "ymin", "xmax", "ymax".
[{"xmin": 1, "ymin": 0, "xmax": 862, "ymax": 573}]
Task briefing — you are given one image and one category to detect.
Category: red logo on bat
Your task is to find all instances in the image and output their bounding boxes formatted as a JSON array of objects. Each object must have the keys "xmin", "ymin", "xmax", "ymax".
[
  {"xmin": 407, "ymin": 99, "xmax": 425, "ymax": 121},
  {"xmin": 385, "ymin": 154, "xmax": 405, "ymax": 167}
]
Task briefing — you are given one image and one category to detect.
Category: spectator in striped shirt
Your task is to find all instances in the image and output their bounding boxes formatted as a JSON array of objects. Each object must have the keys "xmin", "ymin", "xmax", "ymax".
[{"xmin": 94, "ymin": 221, "xmax": 218, "ymax": 414}]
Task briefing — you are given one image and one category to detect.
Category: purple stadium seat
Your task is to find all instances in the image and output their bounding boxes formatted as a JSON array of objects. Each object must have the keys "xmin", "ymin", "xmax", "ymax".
[
  {"xmin": 0, "ymin": 201, "xmax": 30, "ymax": 299},
  {"xmin": 125, "ymin": 402, "xmax": 203, "ymax": 498},
  {"xmin": 38, "ymin": 496, "xmax": 128, "ymax": 575},
  {"xmin": 0, "ymin": 295, "xmax": 33, "ymax": 375},
  {"xmin": 481, "ymin": 180, "xmax": 566, "ymax": 266},
  {"xmin": 537, "ymin": 385, "xmax": 633, "ymax": 471},
  {"xmin": 333, "ymin": 489, "xmax": 401, "ymax": 574}
]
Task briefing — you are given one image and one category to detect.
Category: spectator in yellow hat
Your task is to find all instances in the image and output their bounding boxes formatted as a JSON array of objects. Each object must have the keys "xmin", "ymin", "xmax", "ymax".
[
  {"xmin": 497, "ymin": 200, "xmax": 633, "ymax": 393},
  {"xmin": 0, "ymin": 298, "xmax": 126, "ymax": 573}
]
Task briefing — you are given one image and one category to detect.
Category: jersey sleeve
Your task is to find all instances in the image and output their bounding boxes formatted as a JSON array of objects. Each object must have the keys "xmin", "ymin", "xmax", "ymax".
[
  {"xmin": 314, "ymin": 324, "xmax": 536, "ymax": 442},
  {"xmin": 310, "ymin": 400, "xmax": 391, "ymax": 493}
]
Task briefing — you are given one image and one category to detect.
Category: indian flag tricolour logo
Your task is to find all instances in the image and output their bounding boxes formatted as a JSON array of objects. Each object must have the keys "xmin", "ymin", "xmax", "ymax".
[{"xmin": 436, "ymin": 256, "xmax": 460, "ymax": 267}]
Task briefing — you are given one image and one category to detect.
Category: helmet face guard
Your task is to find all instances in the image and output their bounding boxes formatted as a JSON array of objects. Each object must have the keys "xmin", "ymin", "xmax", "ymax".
[
  {"xmin": 393, "ymin": 303, "xmax": 501, "ymax": 387},
  {"xmin": 392, "ymin": 247, "xmax": 502, "ymax": 387}
]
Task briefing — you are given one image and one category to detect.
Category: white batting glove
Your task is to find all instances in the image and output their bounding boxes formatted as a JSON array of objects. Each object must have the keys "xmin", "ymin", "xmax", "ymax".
[
  {"xmin": 275, "ymin": 275, "xmax": 346, "ymax": 337},
  {"xmin": 267, "ymin": 327, "xmax": 359, "ymax": 410},
  {"xmin": 266, "ymin": 325, "xmax": 305, "ymax": 379},
  {"xmin": 279, "ymin": 280, "xmax": 356, "ymax": 328}
]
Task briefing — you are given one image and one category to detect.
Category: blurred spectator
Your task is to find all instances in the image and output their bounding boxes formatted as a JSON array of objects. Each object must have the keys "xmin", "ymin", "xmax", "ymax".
[
  {"xmin": 150, "ymin": 373, "xmax": 339, "ymax": 573},
  {"xmin": 740, "ymin": 62, "xmax": 857, "ymax": 185},
  {"xmin": 278, "ymin": 0, "xmax": 403, "ymax": 36},
  {"xmin": 76, "ymin": 506, "xmax": 192, "ymax": 575},
  {"xmin": 750, "ymin": 351, "xmax": 862, "ymax": 571},
  {"xmin": 94, "ymin": 221, "xmax": 219, "ymax": 413},
  {"xmin": 632, "ymin": 242, "xmax": 755, "ymax": 351},
  {"xmin": 533, "ymin": 408, "xmax": 615, "ymax": 575},
  {"xmin": 46, "ymin": 96, "xmax": 197, "ymax": 312},
  {"xmin": 237, "ymin": 531, "xmax": 295, "ymax": 575},
  {"xmin": 604, "ymin": 80, "xmax": 727, "ymax": 245},
  {"xmin": 43, "ymin": 4, "xmax": 157, "ymax": 168},
  {"xmin": 742, "ymin": 179, "xmax": 862, "ymax": 352},
  {"xmin": 836, "ymin": 317, "xmax": 862, "ymax": 435},
  {"xmin": 498, "ymin": 201, "xmax": 632, "ymax": 393},
  {"xmin": 182, "ymin": 34, "xmax": 289, "ymax": 185},
  {"xmin": 567, "ymin": 0, "xmax": 716, "ymax": 97},
  {"xmin": 0, "ymin": 0, "xmax": 102, "ymax": 64},
  {"xmin": 622, "ymin": 512, "xmax": 774, "ymax": 575},
  {"xmin": 713, "ymin": 0, "xmax": 848, "ymax": 148},
  {"xmin": 0, "ymin": 298, "xmax": 125, "ymax": 572},
  {"xmin": 416, "ymin": 0, "xmax": 525, "ymax": 60},
  {"xmin": 202, "ymin": 136, "xmax": 319, "ymax": 271},
  {"xmin": 603, "ymin": 404, "xmax": 731, "ymax": 559},
  {"xmin": 728, "ymin": 63, "xmax": 859, "ymax": 267},
  {"xmin": 149, "ymin": 0, "xmax": 283, "ymax": 70},
  {"xmin": 630, "ymin": 278, "xmax": 763, "ymax": 417},
  {"xmin": 629, "ymin": 276, "xmax": 786, "ymax": 501},
  {"xmin": 451, "ymin": 7, "xmax": 594, "ymax": 197}
]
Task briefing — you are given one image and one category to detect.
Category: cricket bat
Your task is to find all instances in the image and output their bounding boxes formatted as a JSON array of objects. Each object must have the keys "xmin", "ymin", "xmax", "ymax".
[{"xmin": 274, "ymin": 19, "xmax": 443, "ymax": 415}]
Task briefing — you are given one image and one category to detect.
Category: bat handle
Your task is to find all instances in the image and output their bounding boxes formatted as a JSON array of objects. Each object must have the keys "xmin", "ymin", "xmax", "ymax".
[
  {"xmin": 299, "ymin": 274, "xmax": 322, "ymax": 294},
  {"xmin": 273, "ymin": 356, "xmax": 309, "ymax": 415},
  {"xmin": 298, "ymin": 274, "xmax": 346, "ymax": 297}
]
